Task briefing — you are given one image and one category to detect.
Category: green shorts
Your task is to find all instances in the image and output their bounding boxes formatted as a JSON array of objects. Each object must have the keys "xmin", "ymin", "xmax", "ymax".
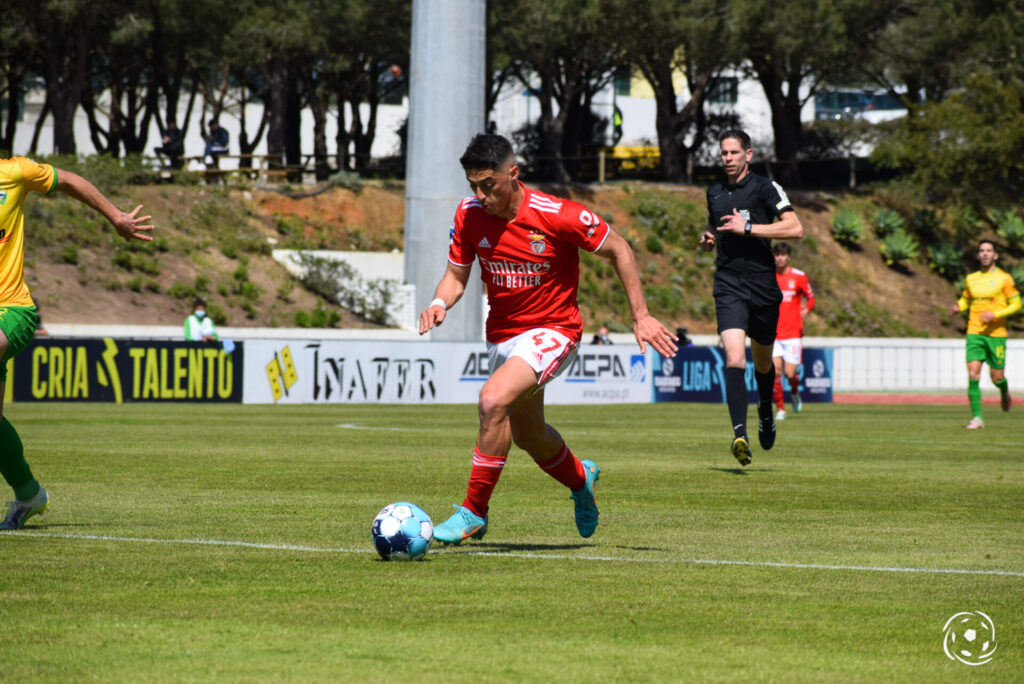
[
  {"xmin": 0, "ymin": 305, "xmax": 39, "ymax": 382},
  {"xmin": 966, "ymin": 333, "xmax": 1007, "ymax": 370}
]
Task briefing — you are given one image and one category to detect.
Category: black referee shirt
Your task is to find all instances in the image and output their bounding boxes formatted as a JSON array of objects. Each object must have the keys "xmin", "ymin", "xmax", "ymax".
[{"xmin": 706, "ymin": 172, "xmax": 793, "ymax": 278}]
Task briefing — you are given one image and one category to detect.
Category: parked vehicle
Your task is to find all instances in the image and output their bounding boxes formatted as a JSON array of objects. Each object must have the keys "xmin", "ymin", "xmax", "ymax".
[{"xmin": 815, "ymin": 88, "xmax": 908, "ymax": 122}]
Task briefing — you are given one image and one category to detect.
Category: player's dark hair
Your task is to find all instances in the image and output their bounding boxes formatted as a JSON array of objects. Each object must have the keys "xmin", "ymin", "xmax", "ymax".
[
  {"xmin": 460, "ymin": 134, "xmax": 515, "ymax": 171},
  {"xmin": 193, "ymin": 297, "xmax": 206, "ymax": 308},
  {"xmin": 719, "ymin": 129, "xmax": 752, "ymax": 151},
  {"xmin": 978, "ymin": 239, "xmax": 998, "ymax": 252},
  {"xmin": 773, "ymin": 242, "xmax": 792, "ymax": 256}
]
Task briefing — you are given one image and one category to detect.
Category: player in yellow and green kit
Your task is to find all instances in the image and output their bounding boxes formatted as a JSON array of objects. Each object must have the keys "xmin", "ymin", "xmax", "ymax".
[
  {"xmin": 950, "ymin": 239, "xmax": 1021, "ymax": 429},
  {"xmin": 0, "ymin": 157, "xmax": 154, "ymax": 529}
]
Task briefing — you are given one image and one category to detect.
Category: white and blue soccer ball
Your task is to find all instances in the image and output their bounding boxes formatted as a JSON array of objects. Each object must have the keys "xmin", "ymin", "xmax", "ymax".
[{"xmin": 371, "ymin": 502, "xmax": 433, "ymax": 561}]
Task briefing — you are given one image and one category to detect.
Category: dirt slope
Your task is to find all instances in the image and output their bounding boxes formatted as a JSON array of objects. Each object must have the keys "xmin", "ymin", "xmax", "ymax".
[{"xmin": 26, "ymin": 180, "xmax": 966, "ymax": 337}]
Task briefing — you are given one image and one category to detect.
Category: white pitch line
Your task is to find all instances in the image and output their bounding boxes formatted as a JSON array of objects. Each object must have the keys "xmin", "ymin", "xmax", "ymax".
[
  {"xmin": 8, "ymin": 531, "xmax": 1024, "ymax": 578},
  {"xmin": 463, "ymin": 551, "xmax": 1024, "ymax": 577},
  {"xmin": 336, "ymin": 423, "xmax": 420, "ymax": 431},
  {"xmin": 9, "ymin": 531, "xmax": 369, "ymax": 555}
]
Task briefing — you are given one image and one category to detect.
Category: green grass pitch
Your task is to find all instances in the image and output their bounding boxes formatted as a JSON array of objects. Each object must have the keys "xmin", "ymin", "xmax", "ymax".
[{"xmin": 1, "ymin": 402, "xmax": 1021, "ymax": 681}]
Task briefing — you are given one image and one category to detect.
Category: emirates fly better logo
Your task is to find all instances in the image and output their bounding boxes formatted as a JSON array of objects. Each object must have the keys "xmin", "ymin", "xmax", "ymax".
[{"xmin": 942, "ymin": 611, "xmax": 997, "ymax": 666}]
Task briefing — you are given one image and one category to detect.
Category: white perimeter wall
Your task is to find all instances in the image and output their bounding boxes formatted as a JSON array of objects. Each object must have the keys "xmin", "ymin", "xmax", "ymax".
[{"xmin": 42, "ymin": 326, "xmax": 1024, "ymax": 393}]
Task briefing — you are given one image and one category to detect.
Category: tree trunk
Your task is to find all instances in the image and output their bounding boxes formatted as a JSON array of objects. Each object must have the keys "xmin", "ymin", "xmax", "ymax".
[
  {"xmin": 265, "ymin": 61, "xmax": 288, "ymax": 171},
  {"xmin": 285, "ymin": 73, "xmax": 302, "ymax": 181},
  {"xmin": 0, "ymin": 73, "xmax": 21, "ymax": 152},
  {"xmin": 753, "ymin": 58, "xmax": 803, "ymax": 188},
  {"xmin": 29, "ymin": 98, "xmax": 50, "ymax": 154},
  {"xmin": 535, "ymin": 75, "xmax": 569, "ymax": 183},
  {"xmin": 310, "ymin": 90, "xmax": 330, "ymax": 180}
]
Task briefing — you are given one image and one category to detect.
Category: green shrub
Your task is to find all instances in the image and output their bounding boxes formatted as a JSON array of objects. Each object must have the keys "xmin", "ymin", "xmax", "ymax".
[
  {"xmin": 831, "ymin": 208, "xmax": 865, "ymax": 248},
  {"xmin": 239, "ymin": 282, "xmax": 262, "ymax": 302},
  {"xmin": 328, "ymin": 170, "xmax": 364, "ymax": 192},
  {"xmin": 207, "ymin": 303, "xmax": 228, "ymax": 325},
  {"xmin": 1005, "ymin": 262, "xmax": 1024, "ymax": 286},
  {"xmin": 645, "ymin": 234, "xmax": 664, "ymax": 254},
  {"xmin": 873, "ymin": 208, "xmax": 905, "ymax": 237},
  {"xmin": 59, "ymin": 245, "xmax": 79, "ymax": 265},
  {"xmin": 989, "ymin": 208, "xmax": 1024, "ymax": 251},
  {"xmin": 624, "ymin": 190, "xmax": 705, "ymax": 247},
  {"xmin": 913, "ymin": 207, "xmax": 941, "ymax": 241},
  {"xmin": 928, "ymin": 242, "xmax": 963, "ymax": 280},
  {"xmin": 167, "ymin": 282, "xmax": 196, "ymax": 300},
  {"xmin": 880, "ymin": 229, "xmax": 920, "ymax": 267}
]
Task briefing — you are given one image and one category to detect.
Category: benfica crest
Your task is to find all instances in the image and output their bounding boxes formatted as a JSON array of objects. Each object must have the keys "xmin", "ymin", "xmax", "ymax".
[{"xmin": 528, "ymin": 232, "xmax": 546, "ymax": 254}]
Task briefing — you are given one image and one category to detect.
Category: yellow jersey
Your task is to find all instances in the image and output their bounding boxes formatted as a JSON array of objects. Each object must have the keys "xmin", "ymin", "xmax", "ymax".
[
  {"xmin": 957, "ymin": 267, "xmax": 1021, "ymax": 337},
  {"xmin": 0, "ymin": 157, "xmax": 58, "ymax": 308}
]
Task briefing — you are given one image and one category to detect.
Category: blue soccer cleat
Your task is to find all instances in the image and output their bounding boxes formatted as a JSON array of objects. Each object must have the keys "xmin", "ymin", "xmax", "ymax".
[
  {"xmin": 0, "ymin": 487, "xmax": 50, "ymax": 531},
  {"xmin": 793, "ymin": 393, "xmax": 804, "ymax": 414},
  {"xmin": 433, "ymin": 504, "xmax": 487, "ymax": 545},
  {"xmin": 570, "ymin": 460, "xmax": 601, "ymax": 538}
]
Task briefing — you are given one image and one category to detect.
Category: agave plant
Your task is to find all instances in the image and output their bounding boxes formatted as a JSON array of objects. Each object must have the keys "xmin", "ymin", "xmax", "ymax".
[
  {"xmin": 989, "ymin": 208, "xmax": 1024, "ymax": 252},
  {"xmin": 880, "ymin": 229, "xmax": 920, "ymax": 268},
  {"xmin": 873, "ymin": 208, "xmax": 905, "ymax": 237},
  {"xmin": 928, "ymin": 242, "xmax": 963, "ymax": 280},
  {"xmin": 831, "ymin": 208, "xmax": 865, "ymax": 248}
]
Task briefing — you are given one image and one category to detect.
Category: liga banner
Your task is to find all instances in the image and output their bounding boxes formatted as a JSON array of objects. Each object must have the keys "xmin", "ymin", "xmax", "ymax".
[
  {"xmin": 8, "ymin": 338, "xmax": 242, "ymax": 403},
  {"xmin": 242, "ymin": 339, "xmax": 651, "ymax": 405},
  {"xmin": 651, "ymin": 346, "xmax": 833, "ymax": 403}
]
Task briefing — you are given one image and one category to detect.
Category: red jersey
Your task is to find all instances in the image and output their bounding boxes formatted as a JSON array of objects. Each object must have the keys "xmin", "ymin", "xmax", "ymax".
[
  {"xmin": 775, "ymin": 266, "xmax": 814, "ymax": 339},
  {"xmin": 448, "ymin": 183, "xmax": 610, "ymax": 343}
]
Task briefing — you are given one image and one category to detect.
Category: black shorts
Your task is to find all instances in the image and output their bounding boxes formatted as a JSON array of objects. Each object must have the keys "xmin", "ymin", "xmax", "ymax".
[{"xmin": 713, "ymin": 270, "xmax": 782, "ymax": 346}]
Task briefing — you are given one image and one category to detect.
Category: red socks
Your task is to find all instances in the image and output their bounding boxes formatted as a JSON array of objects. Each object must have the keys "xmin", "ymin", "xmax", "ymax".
[
  {"xmin": 537, "ymin": 443, "xmax": 586, "ymax": 491},
  {"xmin": 462, "ymin": 447, "xmax": 507, "ymax": 518},
  {"xmin": 773, "ymin": 375, "xmax": 785, "ymax": 410},
  {"xmin": 463, "ymin": 443, "xmax": 587, "ymax": 517}
]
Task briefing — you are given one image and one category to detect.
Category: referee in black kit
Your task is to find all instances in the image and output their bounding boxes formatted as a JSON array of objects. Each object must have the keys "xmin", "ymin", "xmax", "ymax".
[{"xmin": 699, "ymin": 129, "xmax": 804, "ymax": 466}]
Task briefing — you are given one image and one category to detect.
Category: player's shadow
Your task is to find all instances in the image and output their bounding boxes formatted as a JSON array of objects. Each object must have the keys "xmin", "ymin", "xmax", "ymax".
[
  {"xmin": 708, "ymin": 466, "xmax": 778, "ymax": 476},
  {"xmin": 467, "ymin": 542, "xmax": 590, "ymax": 552}
]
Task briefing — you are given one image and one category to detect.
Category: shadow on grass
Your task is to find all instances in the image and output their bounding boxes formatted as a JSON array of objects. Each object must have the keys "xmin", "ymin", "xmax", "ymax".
[
  {"xmin": 707, "ymin": 466, "xmax": 779, "ymax": 475},
  {"xmin": 461, "ymin": 542, "xmax": 590, "ymax": 553}
]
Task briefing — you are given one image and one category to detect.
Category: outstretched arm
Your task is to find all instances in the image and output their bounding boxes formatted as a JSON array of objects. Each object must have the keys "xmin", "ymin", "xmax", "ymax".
[
  {"xmin": 55, "ymin": 169, "xmax": 155, "ymax": 242},
  {"xmin": 717, "ymin": 208, "xmax": 803, "ymax": 240},
  {"xmin": 594, "ymin": 231, "xmax": 678, "ymax": 357},
  {"xmin": 418, "ymin": 262, "xmax": 472, "ymax": 334}
]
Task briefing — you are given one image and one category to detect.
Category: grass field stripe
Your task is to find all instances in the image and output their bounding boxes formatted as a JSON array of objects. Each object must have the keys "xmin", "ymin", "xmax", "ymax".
[
  {"xmin": 10, "ymin": 531, "xmax": 1023, "ymax": 578},
  {"xmin": 10, "ymin": 531, "xmax": 371, "ymax": 554},
  {"xmin": 463, "ymin": 551, "xmax": 1024, "ymax": 577}
]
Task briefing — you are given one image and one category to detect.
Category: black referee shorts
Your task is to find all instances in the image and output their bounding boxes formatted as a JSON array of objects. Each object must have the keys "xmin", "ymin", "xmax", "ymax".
[{"xmin": 713, "ymin": 271, "xmax": 782, "ymax": 346}]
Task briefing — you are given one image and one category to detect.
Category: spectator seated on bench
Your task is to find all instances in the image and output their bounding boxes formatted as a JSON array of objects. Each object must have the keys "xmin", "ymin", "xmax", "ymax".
[
  {"xmin": 203, "ymin": 120, "xmax": 230, "ymax": 167},
  {"xmin": 154, "ymin": 121, "xmax": 185, "ymax": 170}
]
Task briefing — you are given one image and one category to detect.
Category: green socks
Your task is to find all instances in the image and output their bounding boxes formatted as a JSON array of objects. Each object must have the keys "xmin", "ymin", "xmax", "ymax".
[
  {"xmin": 968, "ymin": 379, "xmax": 982, "ymax": 419},
  {"xmin": 995, "ymin": 378, "xmax": 1009, "ymax": 399},
  {"xmin": 0, "ymin": 416, "xmax": 39, "ymax": 501}
]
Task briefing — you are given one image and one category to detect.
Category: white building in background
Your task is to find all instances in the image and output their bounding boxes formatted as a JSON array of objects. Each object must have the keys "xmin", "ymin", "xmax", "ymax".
[{"xmin": 7, "ymin": 69, "xmax": 900, "ymax": 168}]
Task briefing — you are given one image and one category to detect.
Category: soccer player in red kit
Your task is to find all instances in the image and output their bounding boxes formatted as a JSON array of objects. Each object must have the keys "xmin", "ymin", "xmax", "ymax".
[
  {"xmin": 771, "ymin": 242, "xmax": 814, "ymax": 420},
  {"xmin": 419, "ymin": 134, "xmax": 678, "ymax": 544}
]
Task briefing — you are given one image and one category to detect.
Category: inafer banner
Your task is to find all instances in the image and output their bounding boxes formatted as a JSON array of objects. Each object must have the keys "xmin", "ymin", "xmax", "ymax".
[
  {"xmin": 651, "ymin": 346, "xmax": 833, "ymax": 403},
  {"xmin": 9, "ymin": 338, "xmax": 241, "ymax": 403},
  {"xmin": 242, "ymin": 339, "xmax": 650, "ymax": 405}
]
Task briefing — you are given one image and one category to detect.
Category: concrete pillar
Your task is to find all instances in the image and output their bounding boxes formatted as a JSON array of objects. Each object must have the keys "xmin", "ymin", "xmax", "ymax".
[{"xmin": 404, "ymin": 0, "xmax": 486, "ymax": 341}]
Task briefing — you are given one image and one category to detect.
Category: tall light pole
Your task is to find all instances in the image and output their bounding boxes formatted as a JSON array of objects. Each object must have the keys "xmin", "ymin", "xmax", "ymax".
[{"xmin": 404, "ymin": 0, "xmax": 486, "ymax": 340}]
